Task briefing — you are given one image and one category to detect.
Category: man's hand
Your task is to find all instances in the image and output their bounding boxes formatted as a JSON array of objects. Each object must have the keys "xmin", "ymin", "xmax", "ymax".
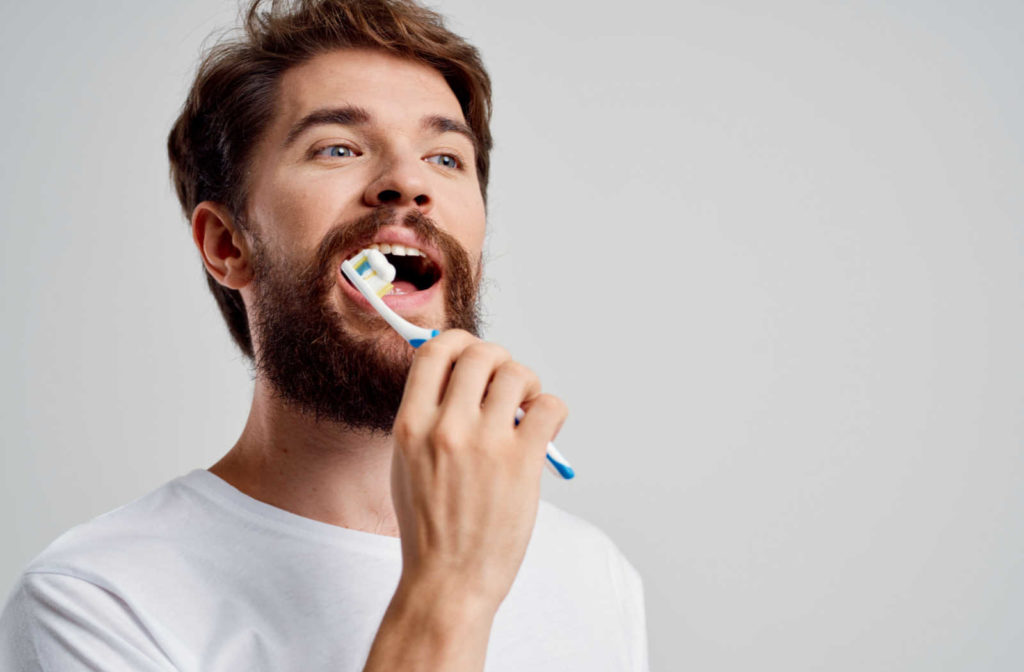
[
  {"xmin": 363, "ymin": 329, "xmax": 568, "ymax": 671},
  {"xmin": 392, "ymin": 329, "xmax": 567, "ymax": 609}
]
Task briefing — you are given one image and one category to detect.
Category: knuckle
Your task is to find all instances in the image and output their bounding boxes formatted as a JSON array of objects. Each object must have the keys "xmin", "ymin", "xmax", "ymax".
[
  {"xmin": 463, "ymin": 341, "xmax": 507, "ymax": 364},
  {"xmin": 428, "ymin": 422, "xmax": 463, "ymax": 454},
  {"xmin": 413, "ymin": 337, "xmax": 443, "ymax": 358},
  {"xmin": 498, "ymin": 359, "xmax": 534, "ymax": 382},
  {"xmin": 443, "ymin": 328, "xmax": 474, "ymax": 340},
  {"xmin": 392, "ymin": 416, "xmax": 418, "ymax": 446},
  {"xmin": 443, "ymin": 329, "xmax": 479, "ymax": 350},
  {"xmin": 417, "ymin": 330, "xmax": 480, "ymax": 359},
  {"xmin": 537, "ymin": 394, "xmax": 568, "ymax": 417}
]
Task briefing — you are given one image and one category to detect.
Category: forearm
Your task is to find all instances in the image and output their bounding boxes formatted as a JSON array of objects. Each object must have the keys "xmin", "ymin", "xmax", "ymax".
[{"xmin": 363, "ymin": 579, "xmax": 496, "ymax": 672}]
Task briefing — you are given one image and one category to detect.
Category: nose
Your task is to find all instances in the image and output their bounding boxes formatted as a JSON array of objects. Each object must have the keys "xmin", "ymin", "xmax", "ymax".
[{"xmin": 362, "ymin": 156, "xmax": 432, "ymax": 212}]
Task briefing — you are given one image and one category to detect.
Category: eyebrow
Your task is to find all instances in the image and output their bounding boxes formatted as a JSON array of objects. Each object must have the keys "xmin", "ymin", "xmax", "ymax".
[
  {"xmin": 422, "ymin": 114, "xmax": 476, "ymax": 146},
  {"xmin": 283, "ymin": 106, "xmax": 476, "ymax": 149},
  {"xmin": 283, "ymin": 106, "xmax": 371, "ymax": 147}
]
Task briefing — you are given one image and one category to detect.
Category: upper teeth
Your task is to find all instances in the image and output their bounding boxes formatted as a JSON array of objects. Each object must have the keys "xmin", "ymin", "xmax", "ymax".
[{"xmin": 366, "ymin": 243, "xmax": 424, "ymax": 257}]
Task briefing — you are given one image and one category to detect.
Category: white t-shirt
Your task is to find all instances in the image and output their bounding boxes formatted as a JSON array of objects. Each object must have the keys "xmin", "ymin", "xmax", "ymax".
[{"xmin": 0, "ymin": 470, "xmax": 648, "ymax": 671}]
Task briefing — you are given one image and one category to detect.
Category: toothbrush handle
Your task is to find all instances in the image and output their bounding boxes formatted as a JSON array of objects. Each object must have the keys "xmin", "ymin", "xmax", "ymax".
[{"xmin": 514, "ymin": 408, "xmax": 575, "ymax": 480}]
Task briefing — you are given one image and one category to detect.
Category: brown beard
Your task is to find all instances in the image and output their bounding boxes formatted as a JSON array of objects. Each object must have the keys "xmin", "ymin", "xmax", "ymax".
[{"xmin": 248, "ymin": 207, "xmax": 481, "ymax": 433}]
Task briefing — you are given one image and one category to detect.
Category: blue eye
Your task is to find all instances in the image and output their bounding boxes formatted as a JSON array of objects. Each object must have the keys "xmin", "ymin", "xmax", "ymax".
[
  {"xmin": 425, "ymin": 154, "xmax": 461, "ymax": 169},
  {"xmin": 317, "ymin": 145, "xmax": 356, "ymax": 158}
]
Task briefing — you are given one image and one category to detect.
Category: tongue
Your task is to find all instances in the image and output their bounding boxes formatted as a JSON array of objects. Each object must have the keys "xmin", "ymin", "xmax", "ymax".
[{"xmin": 389, "ymin": 280, "xmax": 418, "ymax": 295}]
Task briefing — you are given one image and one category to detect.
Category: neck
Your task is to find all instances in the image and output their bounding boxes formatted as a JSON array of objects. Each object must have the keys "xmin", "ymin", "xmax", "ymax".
[{"xmin": 209, "ymin": 379, "xmax": 400, "ymax": 537}]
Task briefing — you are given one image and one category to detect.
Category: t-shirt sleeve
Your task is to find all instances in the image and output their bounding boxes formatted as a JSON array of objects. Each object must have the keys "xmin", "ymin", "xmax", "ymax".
[{"xmin": 0, "ymin": 572, "xmax": 177, "ymax": 672}]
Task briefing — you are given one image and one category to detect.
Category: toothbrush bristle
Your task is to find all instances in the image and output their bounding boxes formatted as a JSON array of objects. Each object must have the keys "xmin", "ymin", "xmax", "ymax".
[
  {"xmin": 344, "ymin": 249, "xmax": 396, "ymax": 298},
  {"xmin": 352, "ymin": 254, "xmax": 372, "ymax": 275},
  {"xmin": 365, "ymin": 249, "xmax": 397, "ymax": 283}
]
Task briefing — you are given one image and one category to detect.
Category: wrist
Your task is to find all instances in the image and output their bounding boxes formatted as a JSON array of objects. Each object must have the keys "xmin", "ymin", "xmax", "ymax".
[
  {"xmin": 391, "ymin": 573, "xmax": 498, "ymax": 631},
  {"xmin": 366, "ymin": 577, "xmax": 496, "ymax": 671}
]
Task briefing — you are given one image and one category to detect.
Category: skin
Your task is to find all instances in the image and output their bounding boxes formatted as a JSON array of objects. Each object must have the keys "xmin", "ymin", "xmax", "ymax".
[{"xmin": 190, "ymin": 49, "xmax": 568, "ymax": 670}]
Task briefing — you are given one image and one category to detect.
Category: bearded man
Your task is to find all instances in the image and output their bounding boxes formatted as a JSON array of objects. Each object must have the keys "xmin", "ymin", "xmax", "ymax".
[{"xmin": 0, "ymin": 1, "xmax": 648, "ymax": 670}]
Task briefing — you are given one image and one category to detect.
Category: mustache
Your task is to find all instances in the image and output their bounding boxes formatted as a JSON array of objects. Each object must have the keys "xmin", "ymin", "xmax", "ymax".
[{"xmin": 310, "ymin": 206, "xmax": 473, "ymax": 289}]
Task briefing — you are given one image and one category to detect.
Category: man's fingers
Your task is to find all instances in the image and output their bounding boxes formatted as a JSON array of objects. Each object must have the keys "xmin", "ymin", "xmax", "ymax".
[
  {"xmin": 514, "ymin": 394, "xmax": 569, "ymax": 455},
  {"xmin": 438, "ymin": 342, "xmax": 512, "ymax": 416},
  {"xmin": 480, "ymin": 360, "xmax": 541, "ymax": 425},
  {"xmin": 397, "ymin": 332, "xmax": 562, "ymax": 472},
  {"xmin": 398, "ymin": 330, "xmax": 479, "ymax": 419}
]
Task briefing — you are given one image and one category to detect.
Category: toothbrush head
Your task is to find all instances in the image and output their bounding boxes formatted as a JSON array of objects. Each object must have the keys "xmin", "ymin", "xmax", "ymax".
[{"xmin": 345, "ymin": 248, "xmax": 395, "ymax": 298}]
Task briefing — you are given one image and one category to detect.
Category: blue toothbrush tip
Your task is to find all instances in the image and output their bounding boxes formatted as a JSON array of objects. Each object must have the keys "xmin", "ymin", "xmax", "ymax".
[{"xmin": 547, "ymin": 455, "xmax": 576, "ymax": 480}]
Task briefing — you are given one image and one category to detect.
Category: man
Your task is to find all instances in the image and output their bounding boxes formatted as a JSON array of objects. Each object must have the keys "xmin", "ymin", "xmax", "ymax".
[{"xmin": 0, "ymin": 1, "xmax": 648, "ymax": 669}]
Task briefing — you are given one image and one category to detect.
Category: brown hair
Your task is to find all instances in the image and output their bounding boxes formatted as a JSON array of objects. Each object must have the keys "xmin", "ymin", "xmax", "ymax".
[{"xmin": 167, "ymin": 0, "xmax": 493, "ymax": 359}]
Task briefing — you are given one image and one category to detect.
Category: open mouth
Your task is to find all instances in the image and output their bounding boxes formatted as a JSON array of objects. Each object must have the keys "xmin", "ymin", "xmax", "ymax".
[{"xmin": 346, "ymin": 242, "xmax": 442, "ymax": 296}]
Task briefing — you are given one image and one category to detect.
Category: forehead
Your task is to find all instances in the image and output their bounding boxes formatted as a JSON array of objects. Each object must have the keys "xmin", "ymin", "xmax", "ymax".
[{"xmin": 273, "ymin": 48, "xmax": 466, "ymax": 132}]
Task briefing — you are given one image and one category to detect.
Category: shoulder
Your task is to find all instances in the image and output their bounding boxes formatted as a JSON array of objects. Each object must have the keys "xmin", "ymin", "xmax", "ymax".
[
  {"xmin": 530, "ymin": 499, "xmax": 644, "ymax": 591},
  {"xmin": 0, "ymin": 474, "xmax": 209, "ymax": 671},
  {"xmin": 1, "ymin": 564, "xmax": 178, "ymax": 670},
  {"xmin": 534, "ymin": 500, "xmax": 637, "ymax": 563},
  {"xmin": 22, "ymin": 471, "xmax": 211, "ymax": 590}
]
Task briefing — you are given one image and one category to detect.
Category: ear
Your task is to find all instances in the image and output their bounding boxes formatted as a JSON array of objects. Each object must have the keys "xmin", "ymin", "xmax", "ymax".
[{"xmin": 191, "ymin": 201, "xmax": 254, "ymax": 290}]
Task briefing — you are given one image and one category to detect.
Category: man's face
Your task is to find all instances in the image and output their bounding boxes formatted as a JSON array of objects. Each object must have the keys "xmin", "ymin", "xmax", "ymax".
[{"xmin": 239, "ymin": 48, "xmax": 487, "ymax": 430}]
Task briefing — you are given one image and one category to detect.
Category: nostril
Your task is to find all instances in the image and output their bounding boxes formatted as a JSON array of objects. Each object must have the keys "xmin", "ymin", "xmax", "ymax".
[
  {"xmin": 414, "ymin": 194, "xmax": 429, "ymax": 206},
  {"xmin": 378, "ymin": 189, "xmax": 400, "ymax": 203}
]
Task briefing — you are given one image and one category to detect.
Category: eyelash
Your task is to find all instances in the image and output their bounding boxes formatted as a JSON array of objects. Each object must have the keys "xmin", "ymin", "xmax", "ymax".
[
  {"xmin": 311, "ymin": 144, "xmax": 359, "ymax": 159},
  {"xmin": 425, "ymin": 153, "xmax": 463, "ymax": 170},
  {"xmin": 310, "ymin": 144, "xmax": 464, "ymax": 171}
]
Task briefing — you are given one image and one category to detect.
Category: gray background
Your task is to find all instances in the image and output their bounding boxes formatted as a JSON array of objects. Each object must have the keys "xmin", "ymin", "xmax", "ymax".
[{"xmin": 2, "ymin": 0, "xmax": 1022, "ymax": 669}]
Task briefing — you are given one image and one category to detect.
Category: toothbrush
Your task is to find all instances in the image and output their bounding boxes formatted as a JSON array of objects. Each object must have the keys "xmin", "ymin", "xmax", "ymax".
[
  {"xmin": 341, "ymin": 248, "xmax": 441, "ymax": 348},
  {"xmin": 341, "ymin": 248, "xmax": 576, "ymax": 480}
]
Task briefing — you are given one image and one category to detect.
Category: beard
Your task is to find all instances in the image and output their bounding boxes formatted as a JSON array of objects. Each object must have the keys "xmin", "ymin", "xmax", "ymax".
[{"xmin": 248, "ymin": 207, "xmax": 481, "ymax": 433}]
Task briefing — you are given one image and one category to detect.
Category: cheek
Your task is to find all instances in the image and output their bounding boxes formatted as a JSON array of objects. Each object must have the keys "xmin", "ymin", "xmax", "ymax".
[
  {"xmin": 468, "ymin": 222, "xmax": 486, "ymax": 260},
  {"xmin": 251, "ymin": 174, "xmax": 354, "ymax": 257},
  {"xmin": 448, "ymin": 191, "xmax": 487, "ymax": 259}
]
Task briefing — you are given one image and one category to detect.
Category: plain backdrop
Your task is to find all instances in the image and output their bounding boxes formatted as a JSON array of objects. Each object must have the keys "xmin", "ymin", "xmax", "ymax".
[{"xmin": 2, "ymin": 0, "xmax": 1023, "ymax": 669}]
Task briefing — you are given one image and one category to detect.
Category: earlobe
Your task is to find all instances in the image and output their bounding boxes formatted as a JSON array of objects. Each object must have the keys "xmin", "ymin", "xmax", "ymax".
[{"xmin": 192, "ymin": 201, "xmax": 253, "ymax": 290}]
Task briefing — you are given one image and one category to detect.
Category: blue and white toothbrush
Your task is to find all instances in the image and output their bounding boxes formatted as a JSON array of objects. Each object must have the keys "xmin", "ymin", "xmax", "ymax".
[{"xmin": 341, "ymin": 248, "xmax": 576, "ymax": 480}]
